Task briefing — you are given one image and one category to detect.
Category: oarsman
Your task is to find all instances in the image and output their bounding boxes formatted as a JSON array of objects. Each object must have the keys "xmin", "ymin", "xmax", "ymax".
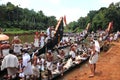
[
  {"xmin": 46, "ymin": 50, "xmax": 54, "ymax": 80},
  {"xmin": 32, "ymin": 52, "xmax": 40, "ymax": 80},
  {"xmin": 63, "ymin": 55, "xmax": 73, "ymax": 71},
  {"xmin": 46, "ymin": 26, "xmax": 51, "ymax": 39},
  {"xmin": 1, "ymin": 49, "xmax": 19, "ymax": 79},
  {"xmin": 38, "ymin": 55, "xmax": 46, "ymax": 71},
  {"xmin": 57, "ymin": 49, "xmax": 65, "ymax": 60},
  {"xmin": 69, "ymin": 46, "xmax": 76, "ymax": 61},
  {"xmin": 39, "ymin": 31, "xmax": 45, "ymax": 48},
  {"xmin": 34, "ymin": 33, "xmax": 39, "ymax": 48}
]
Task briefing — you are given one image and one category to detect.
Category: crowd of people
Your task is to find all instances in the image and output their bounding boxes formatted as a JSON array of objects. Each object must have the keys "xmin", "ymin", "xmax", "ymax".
[{"xmin": 0, "ymin": 28, "xmax": 120, "ymax": 80}]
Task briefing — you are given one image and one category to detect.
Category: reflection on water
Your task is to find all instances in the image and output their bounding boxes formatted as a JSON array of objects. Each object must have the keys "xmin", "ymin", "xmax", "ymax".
[
  {"xmin": 8, "ymin": 34, "xmax": 72, "ymax": 44},
  {"xmin": 8, "ymin": 34, "xmax": 34, "ymax": 43}
]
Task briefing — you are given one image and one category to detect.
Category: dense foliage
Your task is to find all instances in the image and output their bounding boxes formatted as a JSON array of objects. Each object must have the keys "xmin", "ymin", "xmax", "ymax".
[
  {"xmin": 0, "ymin": 2, "xmax": 57, "ymax": 30},
  {"xmin": 68, "ymin": 2, "xmax": 120, "ymax": 32},
  {"xmin": 0, "ymin": 2, "xmax": 120, "ymax": 32}
]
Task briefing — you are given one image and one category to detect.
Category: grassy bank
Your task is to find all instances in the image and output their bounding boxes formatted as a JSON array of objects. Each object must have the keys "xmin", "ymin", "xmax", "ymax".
[{"xmin": 3, "ymin": 28, "xmax": 37, "ymax": 35}]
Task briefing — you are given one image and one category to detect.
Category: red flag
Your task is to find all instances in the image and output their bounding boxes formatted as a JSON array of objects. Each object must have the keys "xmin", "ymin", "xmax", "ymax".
[{"xmin": 64, "ymin": 15, "xmax": 67, "ymax": 25}]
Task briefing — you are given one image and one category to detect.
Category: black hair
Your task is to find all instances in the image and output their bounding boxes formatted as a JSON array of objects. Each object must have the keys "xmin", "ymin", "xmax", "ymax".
[{"xmin": 9, "ymin": 49, "xmax": 14, "ymax": 54}]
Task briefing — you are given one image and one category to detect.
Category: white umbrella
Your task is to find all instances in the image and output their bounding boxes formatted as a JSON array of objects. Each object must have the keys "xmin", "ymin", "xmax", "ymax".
[{"xmin": 0, "ymin": 33, "xmax": 9, "ymax": 41}]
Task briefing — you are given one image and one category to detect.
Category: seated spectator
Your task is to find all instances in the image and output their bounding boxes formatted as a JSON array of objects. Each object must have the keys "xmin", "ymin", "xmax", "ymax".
[
  {"xmin": 57, "ymin": 49, "xmax": 65, "ymax": 60},
  {"xmin": 63, "ymin": 55, "xmax": 73, "ymax": 70},
  {"xmin": 52, "ymin": 60, "xmax": 64, "ymax": 75}
]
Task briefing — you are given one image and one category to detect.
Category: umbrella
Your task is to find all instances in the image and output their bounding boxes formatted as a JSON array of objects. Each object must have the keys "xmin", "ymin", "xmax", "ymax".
[{"xmin": 0, "ymin": 33, "xmax": 9, "ymax": 41}]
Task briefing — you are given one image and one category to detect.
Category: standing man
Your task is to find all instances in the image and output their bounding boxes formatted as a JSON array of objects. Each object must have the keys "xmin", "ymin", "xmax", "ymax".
[
  {"xmin": 22, "ymin": 49, "xmax": 33, "ymax": 80},
  {"xmin": 46, "ymin": 50, "xmax": 54, "ymax": 80},
  {"xmin": 1, "ymin": 49, "xmax": 19, "ymax": 79},
  {"xmin": 89, "ymin": 38, "xmax": 100, "ymax": 77},
  {"xmin": 46, "ymin": 26, "xmax": 51, "ymax": 39}
]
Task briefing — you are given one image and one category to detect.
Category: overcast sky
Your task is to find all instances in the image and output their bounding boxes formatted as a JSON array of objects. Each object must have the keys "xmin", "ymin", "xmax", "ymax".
[{"xmin": 0, "ymin": 0, "xmax": 119, "ymax": 23}]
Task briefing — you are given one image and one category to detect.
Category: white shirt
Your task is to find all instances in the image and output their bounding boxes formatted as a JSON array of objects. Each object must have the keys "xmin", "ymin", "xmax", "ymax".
[
  {"xmin": 69, "ymin": 50, "xmax": 76, "ymax": 59},
  {"xmin": 94, "ymin": 40, "xmax": 100, "ymax": 52},
  {"xmin": 1, "ymin": 54, "xmax": 19, "ymax": 70},
  {"xmin": 22, "ymin": 53, "xmax": 30, "ymax": 67}
]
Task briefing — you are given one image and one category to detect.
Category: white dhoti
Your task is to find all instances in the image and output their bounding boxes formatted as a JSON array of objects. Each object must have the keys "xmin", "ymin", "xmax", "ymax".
[
  {"xmin": 40, "ymin": 36, "xmax": 45, "ymax": 48},
  {"xmin": 34, "ymin": 38, "xmax": 39, "ymax": 47},
  {"xmin": 19, "ymin": 72, "xmax": 24, "ymax": 78},
  {"xmin": 32, "ymin": 65, "xmax": 39, "ymax": 77},
  {"xmin": 7, "ymin": 67, "xmax": 18, "ymax": 75},
  {"xmin": 89, "ymin": 52, "xmax": 98, "ymax": 64},
  {"xmin": 63, "ymin": 58, "xmax": 73, "ymax": 69},
  {"xmin": 23, "ymin": 62, "xmax": 33, "ymax": 75},
  {"xmin": 46, "ymin": 61, "xmax": 53, "ymax": 70}
]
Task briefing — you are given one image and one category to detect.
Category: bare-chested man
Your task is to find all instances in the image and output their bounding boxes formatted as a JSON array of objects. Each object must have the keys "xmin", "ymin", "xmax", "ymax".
[
  {"xmin": 32, "ymin": 52, "xmax": 39, "ymax": 80},
  {"xmin": 46, "ymin": 50, "xmax": 53, "ymax": 80}
]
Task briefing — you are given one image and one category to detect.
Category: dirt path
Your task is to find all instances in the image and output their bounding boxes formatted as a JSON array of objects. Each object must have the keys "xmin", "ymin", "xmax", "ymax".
[{"xmin": 59, "ymin": 41, "xmax": 120, "ymax": 80}]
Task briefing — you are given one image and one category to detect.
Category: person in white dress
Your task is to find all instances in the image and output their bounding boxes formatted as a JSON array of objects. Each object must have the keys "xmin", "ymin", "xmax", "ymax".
[
  {"xmin": 46, "ymin": 26, "xmax": 51, "ymax": 39},
  {"xmin": 39, "ymin": 32, "xmax": 45, "ymax": 48},
  {"xmin": 22, "ymin": 49, "xmax": 33, "ymax": 79},
  {"xmin": 34, "ymin": 34, "xmax": 39, "ymax": 48}
]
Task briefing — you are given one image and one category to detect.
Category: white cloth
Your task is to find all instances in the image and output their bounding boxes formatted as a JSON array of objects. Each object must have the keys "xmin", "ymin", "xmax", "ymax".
[
  {"xmin": 94, "ymin": 40, "xmax": 100, "ymax": 52},
  {"xmin": 22, "ymin": 53, "xmax": 33, "ymax": 75},
  {"xmin": 64, "ymin": 58, "xmax": 73, "ymax": 69},
  {"xmin": 46, "ymin": 27, "xmax": 51, "ymax": 39},
  {"xmin": 52, "ymin": 62, "xmax": 61, "ymax": 74},
  {"xmin": 46, "ymin": 61, "xmax": 53, "ymax": 70},
  {"xmin": 32, "ymin": 65, "xmax": 39, "ymax": 77},
  {"xmin": 19, "ymin": 72, "xmax": 24, "ymax": 78},
  {"xmin": 69, "ymin": 51, "xmax": 76, "ymax": 59},
  {"xmin": 7, "ymin": 67, "xmax": 18, "ymax": 75},
  {"xmin": 40, "ymin": 36, "xmax": 45, "ymax": 47},
  {"xmin": 1, "ymin": 54, "xmax": 19, "ymax": 70},
  {"xmin": 2, "ymin": 49, "xmax": 9, "ymax": 56},
  {"xmin": 114, "ymin": 33, "xmax": 118, "ymax": 40},
  {"xmin": 34, "ymin": 38, "xmax": 39, "ymax": 47},
  {"xmin": 89, "ymin": 52, "xmax": 98, "ymax": 64},
  {"xmin": 51, "ymin": 30, "xmax": 55, "ymax": 38},
  {"xmin": 13, "ymin": 44, "xmax": 22, "ymax": 54},
  {"xmin": 40, "ymin": 58, "xmax": 45, "ymax": 71},
  {"xmin": 19, "ymin": 63, "xmax": 24, "ymax": 78}
]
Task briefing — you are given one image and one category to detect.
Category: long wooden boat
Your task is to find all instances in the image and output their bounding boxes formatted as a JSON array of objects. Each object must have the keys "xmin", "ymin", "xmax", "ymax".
[
  {"xmin": 0, "ymin": 17, "xmax": 64, "ymax": 79},
  {"xmin": 37, "ymin": 17, "xmax": 64, "ymax": 56}
]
